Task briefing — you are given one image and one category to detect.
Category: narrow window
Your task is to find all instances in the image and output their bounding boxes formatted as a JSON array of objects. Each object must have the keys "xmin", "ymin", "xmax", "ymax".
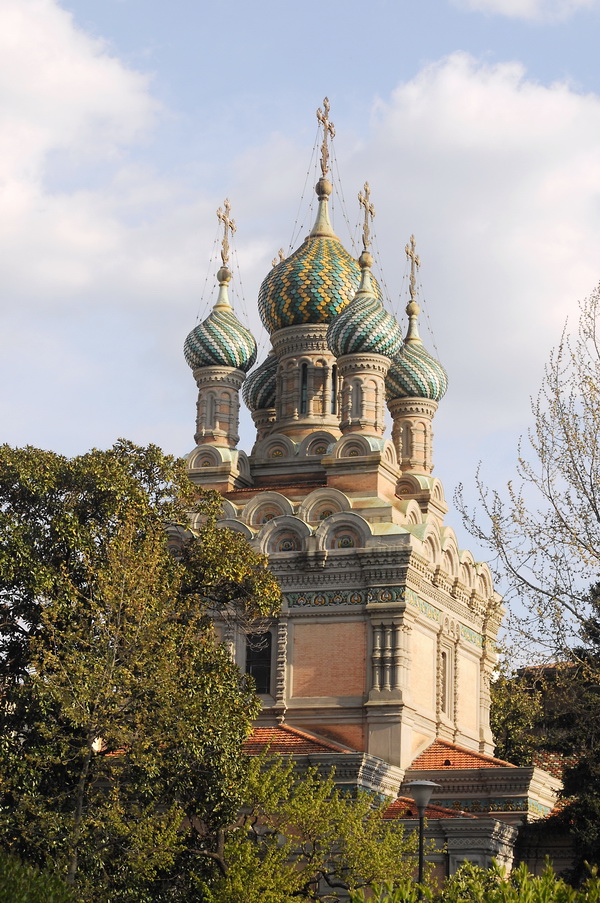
[
  {"xmin": 246, "ymin": 632, "xmax": 272, "ymax": 694},
  {"xmin": 351, "ymin": 381, "xmax": 362, "ymax": 419},
  {"xmin": 206, "ymin": 393, "xmax": 216, "ymax": 429},
  {"xmin": 300, "ymin": 363, "xmax": 308, "ymax": 415},
  {"xmin": 441, "ymin": 650, "xmax": 448, "ymax": 714},
  {"xmin": 331, "ymin": 365, "xmax": 337, "ymax": 414}
]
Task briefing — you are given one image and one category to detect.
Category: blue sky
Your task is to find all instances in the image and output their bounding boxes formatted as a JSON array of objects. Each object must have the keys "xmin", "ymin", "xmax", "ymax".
[{"xmin": 1, "ymin": 0, "xmax": 599, "ymax": 561}]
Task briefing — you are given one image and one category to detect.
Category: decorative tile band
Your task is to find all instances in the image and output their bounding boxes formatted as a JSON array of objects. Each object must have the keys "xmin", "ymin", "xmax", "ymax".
[
  {"xmin": 368, "ymin": 587, "xmax": 405, "ymax": 604},
  {"xmin": 286, "ymin": 589, "xmax": 366, "ymax": 608},
  {"xmin": 460, "ymin": 624, "xmax": 484, "ymax": 648},
  {"xmin": 285, "ymin": 586, "xmax": 485, "ymax": 648},
  {"xmin": 406, "ymin": 588, "xmax": 441, "ymax": 623},
  {"xmin": 433, "ymin": 797, "xmax": 551, "ymax": 816}
]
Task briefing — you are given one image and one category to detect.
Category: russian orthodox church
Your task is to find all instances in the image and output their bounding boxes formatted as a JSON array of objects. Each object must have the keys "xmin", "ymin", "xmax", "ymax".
[{"xmin": 182, "ymin": 101, "xmax": 562, "ymax": 875}]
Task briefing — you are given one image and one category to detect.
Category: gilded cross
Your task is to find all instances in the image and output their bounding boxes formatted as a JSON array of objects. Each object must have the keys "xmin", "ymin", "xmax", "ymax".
[
  {"xmin": 358, "ymin": 182, "xmax": 375, "ymax": 250},
  {"xmin": 217, "ymin": 198, "xmax": 236, "ymax": 266},
  {"xmin": 405, "ymin": 234, "xmax": 420, "ymax": 303},
  {"xmin": 316, "ymin": 97, "xmax": 335, "ymax": 178}
]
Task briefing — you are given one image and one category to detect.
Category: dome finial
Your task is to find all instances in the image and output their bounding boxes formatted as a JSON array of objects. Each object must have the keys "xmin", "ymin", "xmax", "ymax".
[
  {"xmin": 217, "ymin": 198, "xmax": 235, "ymax": 267},
  {"xmin": 214, "ymin": 199, "xmax": 236, "ymax": 310},
  {"xmin": 405, "ymin": 234, "xmax": 422, "ymax": 344},
  {"xmin": 317, "ymin": 97, "xmax": 335, "ymax": 180},
  {"xmin": 358, "ymin": 182, "xmax": 375, "ymax": 252},
  {"xmin": 311, "ymin": 98, "xmax": 336, "ymax": 238},
  {"xmin": 357, "ymin": 181, "xmax": 375, "ymax": 275}
]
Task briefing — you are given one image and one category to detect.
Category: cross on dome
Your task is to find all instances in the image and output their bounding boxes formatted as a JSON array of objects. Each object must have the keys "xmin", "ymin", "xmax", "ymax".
[
  {"xmin": 358, "ymin": 182, "xmax": 375, "ymax": 252},
  {"xmin": 316, "ymin": 97, "xmax": 335, "ymax": 179},
  {"xmin": 405, "ymin": 234, "xmax": 420, "ymax": 305},
  {"xmin": 217, "ymin": 198, "xmax": 236, "ymax": 267}
]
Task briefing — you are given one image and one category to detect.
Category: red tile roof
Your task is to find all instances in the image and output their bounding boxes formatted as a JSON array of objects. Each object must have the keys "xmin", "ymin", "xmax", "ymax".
[
  {"xmin": 533, "ymin": 749, "xmax": 576, "ymax": 780},
  {"xmin": 409, "ymin": 739, "xmax": 516, "ymax": 770},
  {"xmin": 383, "ymin": 796, "xmax": 476, "ymax": 820},
  {"xmin": 243, "ymin": 724, "xmax": 356, "ymax": 756}
]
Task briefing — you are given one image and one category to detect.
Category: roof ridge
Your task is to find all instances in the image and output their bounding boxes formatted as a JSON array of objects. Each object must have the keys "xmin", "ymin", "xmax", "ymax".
[
  {"xmin": 274, "ymin": 723, "xmax": 355, "ymax": 753},
  {"xmin": 410, "ymin": 738, "xmax": 516, "ymax": 769},
  {"xmin": 246, "ymin": 723, "xmax": 356, "ymax": 754}
]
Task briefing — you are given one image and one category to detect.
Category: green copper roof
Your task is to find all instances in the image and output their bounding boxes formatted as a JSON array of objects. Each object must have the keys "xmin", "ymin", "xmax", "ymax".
[
  {"xmin": 184, "ymin": 307, "xmax": 257, "ymax": 373},
  {"xmin": 386, "ymin": 342, "xmax": 448, "ymax": 402},
  {"xmin": 258, "ymin": 234, "xmax": 384, "ymax": 334},
  {"xmin": 242, "ymin": 351, "xmax": 277, "ymax": 411},
  {"xmin": 327, "ymin": 266, "xmax": 403, "ymax": 359}
]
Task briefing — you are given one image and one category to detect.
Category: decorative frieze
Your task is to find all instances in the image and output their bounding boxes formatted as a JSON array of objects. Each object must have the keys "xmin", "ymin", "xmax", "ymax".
[{"xmin": 433, "ymin": 797, "xmax": 551, "ymax": 817}]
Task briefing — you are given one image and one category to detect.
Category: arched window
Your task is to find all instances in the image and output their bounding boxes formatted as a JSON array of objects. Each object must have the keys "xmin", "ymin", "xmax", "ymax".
[
  {"xmin": 246, "ymin": 632, "xmax": 272, "ymax": 694},
  {"xmin": 300, "ymin": 363, "xmax": 308, "ymax": 415}
]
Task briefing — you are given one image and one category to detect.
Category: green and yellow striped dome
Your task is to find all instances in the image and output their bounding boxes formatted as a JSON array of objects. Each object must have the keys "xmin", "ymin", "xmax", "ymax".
[{"xmin": 258, "ymin": 178, "xmax": 381, "ymax": 334}]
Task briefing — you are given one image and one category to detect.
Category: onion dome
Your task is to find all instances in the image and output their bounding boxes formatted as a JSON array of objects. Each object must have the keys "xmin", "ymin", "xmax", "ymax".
[
  {"xmin": 242, "ymin": 350, "xmax": 277, "ymax": 412},
  {"xmin": 258, "ymin": 178, "xmax": 382, "ymax": 334},
  {"xmin": 327, "ymin": 251, "xmax": 404, "ymax": 359},
  {"xmin": 184, "ymin": 265, "xmax": 257, "ymax": 373},
  {"xmin": 386, "ymin": 300, "xmax": 448, "ymax": 402}
]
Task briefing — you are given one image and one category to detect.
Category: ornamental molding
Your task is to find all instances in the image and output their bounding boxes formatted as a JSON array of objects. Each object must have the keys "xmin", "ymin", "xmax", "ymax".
[
  {"xmin": 388, "ymin": 397, "xmax": 438, "ymax": 418},
  {"xmin": 337, "ymin": 352, "xmax": 391, "ymax": 377},
  {"xmin": 193, "ymin": 366, "xmax": 246, "ymax": 388},
  {"xmin": 272, "ymin": 324, "xmax": 332, "ymax": 357}
]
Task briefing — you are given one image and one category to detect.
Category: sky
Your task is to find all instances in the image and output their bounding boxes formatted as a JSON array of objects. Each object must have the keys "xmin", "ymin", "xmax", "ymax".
[{"xmin": 1, "ymin": 0, "xmax": 599, "ymax": 561}]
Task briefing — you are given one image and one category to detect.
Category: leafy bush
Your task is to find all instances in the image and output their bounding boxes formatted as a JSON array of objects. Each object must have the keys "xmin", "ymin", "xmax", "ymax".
[
  {"xmin": 0, "ymin": 850, "xmax": 73, "ymax": 903},
  {"xmin": 349, "ymin": 861, "xmax": 600, "ymax": 902}
]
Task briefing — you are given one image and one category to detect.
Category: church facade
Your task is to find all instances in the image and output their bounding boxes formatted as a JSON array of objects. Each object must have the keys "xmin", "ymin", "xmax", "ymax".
[{"xmin": 182, "ymin": 101, "xmax": 561, "ymax": 872}]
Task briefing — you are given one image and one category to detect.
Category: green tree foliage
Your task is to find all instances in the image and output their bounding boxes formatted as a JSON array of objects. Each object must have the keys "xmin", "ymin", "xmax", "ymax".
[
  {"xmin": 199, "ymin": 755, "xmax": 420, "ymax": 903},
  {"xmin": 349, "ymin": 862, "xmax": 600, "ymax": 903},
  {"xmin": 489, "ymin": 658, "xmax": 545, "ymax": 765},
  {"xmin": 0, "ymin": 441, "xmax": 281, "ymax": 902},
  {"xmin": 550, "ymin": 583, "xmax": 600, "ymax": 882},
  {"xmin": 0, "ymin": 851, "xmax": 73, "ymax": 903},
  {"xmin": 457, "ymin": 284, "xmax": 600, "ymax": 659}
]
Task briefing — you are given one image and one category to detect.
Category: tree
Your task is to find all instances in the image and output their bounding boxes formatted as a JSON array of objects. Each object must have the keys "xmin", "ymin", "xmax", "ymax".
[
  {"xmin": 0, "ymin": 441, "xmax": 281, "ymax": 902},
  {"xmin": 488, "ymin": 657, "xmax": 545, "ymax": 765},
  {"xmin": 457, "ymin": 283, "xmax": 600, "ymax": 660},
  {"xmin": 0, "ymin": 851, "xmax": 73, "ymax": 903},
  {"xmin": 199, "ymin": 755, "xmax": 420, "ymax": 903},
  {"xmin": 348, "ymin": 862, "xmax": 600, "ymax": 903}
]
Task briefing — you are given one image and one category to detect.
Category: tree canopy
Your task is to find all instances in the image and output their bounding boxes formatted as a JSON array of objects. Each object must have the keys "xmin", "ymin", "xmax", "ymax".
[
  {"xmin": 349, "ymin": 862, "xmax": 600, "ymax": 903},
  {"xmin": 0, "ymin": 441, "xmax": 281, "ymax": 901},
  {"xmin": 199, "ymin": 755, "xmax": 420, "ymax": 903}
]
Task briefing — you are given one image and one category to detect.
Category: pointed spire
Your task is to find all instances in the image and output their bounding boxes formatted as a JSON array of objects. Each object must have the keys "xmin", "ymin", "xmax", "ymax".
[
  {"xmin": 404, "ymin": 234, "xmax": 422, "ymax": 344},
  {"xmin": 214, "ymin": 199, "xmax": 236, "ymax": 311},
  {"xmin": 311, "ymin": 98, "xmax": 336, "ymax": 238}
]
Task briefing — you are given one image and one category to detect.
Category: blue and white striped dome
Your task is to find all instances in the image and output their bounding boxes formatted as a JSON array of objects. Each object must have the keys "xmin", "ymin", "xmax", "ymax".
[
  {"xmin": 184, "ymin": 266, "xmax": 257, "ymax": 373},
  {"xmin": 327, "ymin": 254, "xmax": 403, "ymax": 359},
  {"xmin": 242, "ymin": 351, "xmax": 278, "ymax": 412},
  {"xmin": 386, "ymin": 301, "xmax": 447, "ymax": 402}
]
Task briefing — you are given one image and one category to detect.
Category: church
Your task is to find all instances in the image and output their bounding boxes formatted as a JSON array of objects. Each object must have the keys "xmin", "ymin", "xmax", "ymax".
[{"xmin": 182, "ymin": 101, "xmax": 563, "ymax": 876}]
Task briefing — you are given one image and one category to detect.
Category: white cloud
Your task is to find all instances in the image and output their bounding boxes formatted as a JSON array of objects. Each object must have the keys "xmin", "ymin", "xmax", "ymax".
[
  {"xmin": 453, "ymin": 0, "xmax": 599, "ymax": 21},
  {"xmin": 1, "ymin": 0, "xmax": 599, "ymax": 529},
  {"xmin": 337, "ymin": 53, "xmax": 600, "ymax": 502},
  {"xmin": 351, "ymin": 56, "xmax": 599, "ymax": 423}
]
